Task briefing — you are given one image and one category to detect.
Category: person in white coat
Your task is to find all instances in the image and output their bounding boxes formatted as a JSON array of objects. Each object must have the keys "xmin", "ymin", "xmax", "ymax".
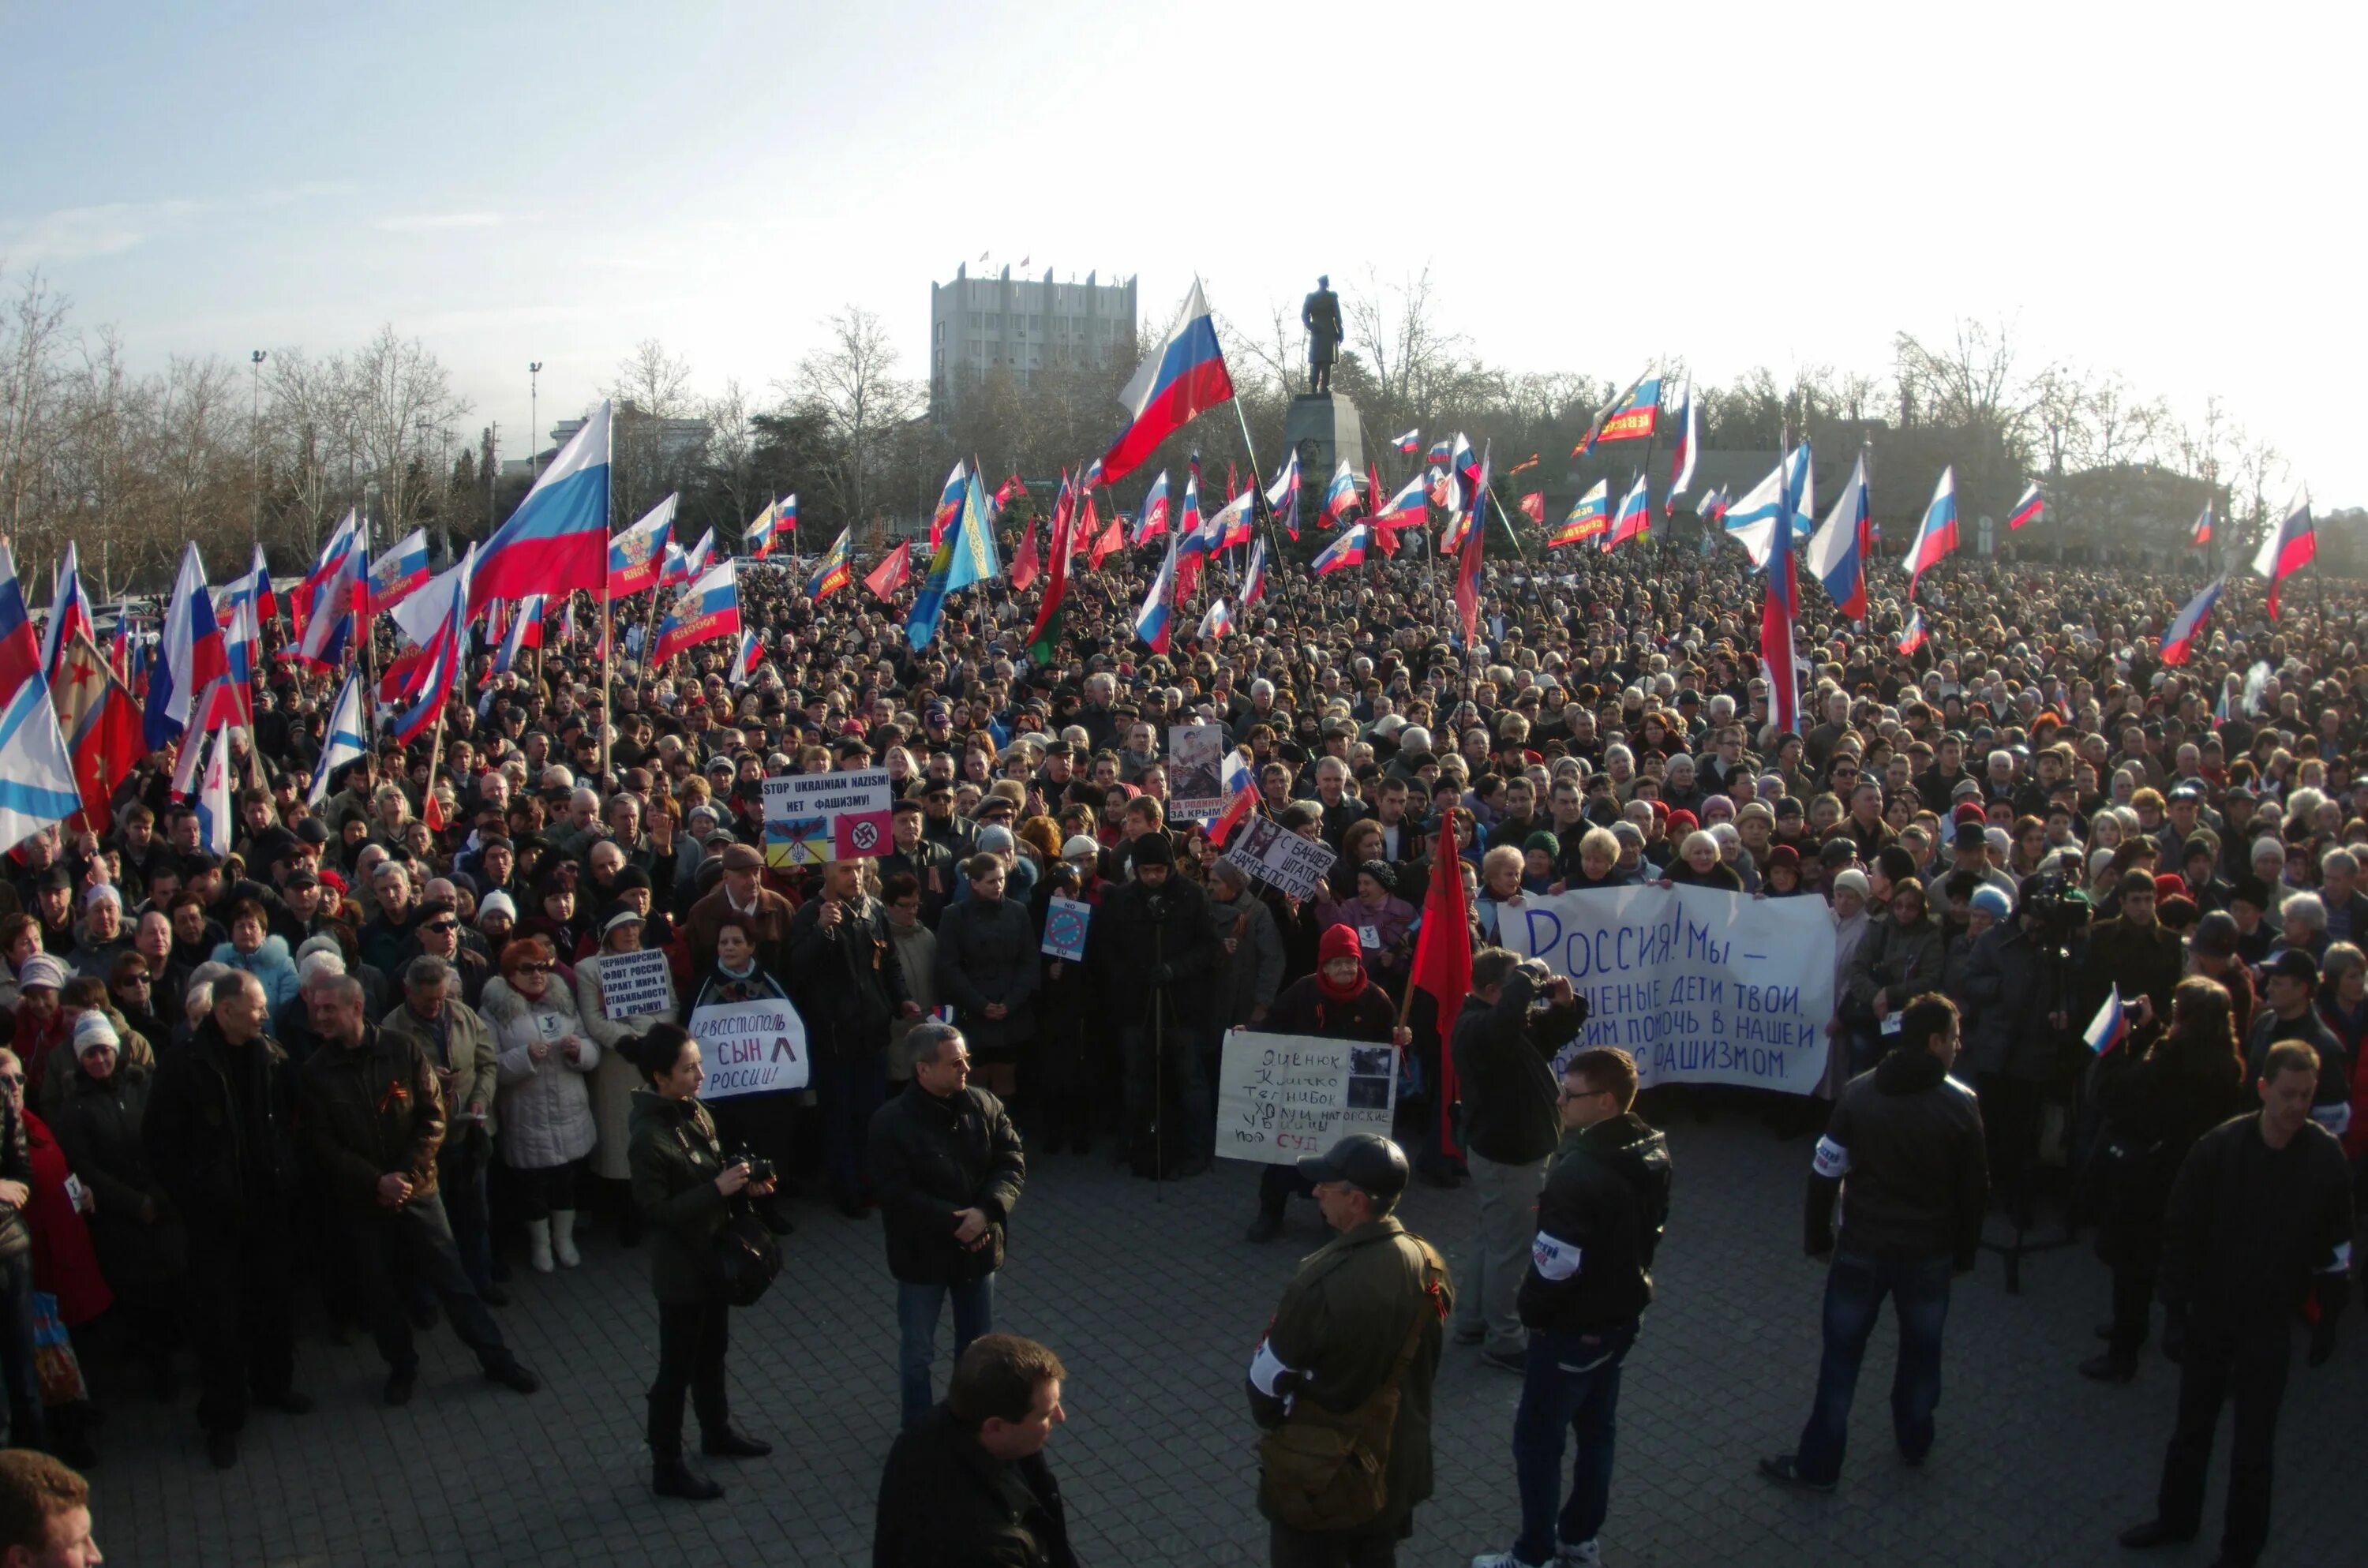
[
  {"xmin": 485, "ymin": 937, "xmax": 600, "ymax": 1272},
  {"xmin": 575, "ymin": 906, "xmax": 679, "ymax": 1245}
]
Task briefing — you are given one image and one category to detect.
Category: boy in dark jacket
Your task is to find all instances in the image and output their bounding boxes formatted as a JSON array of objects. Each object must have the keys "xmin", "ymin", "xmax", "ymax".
[{"xmin": 1473, "ymin": 1047, "xmax": 1669, "ymax": 1568}]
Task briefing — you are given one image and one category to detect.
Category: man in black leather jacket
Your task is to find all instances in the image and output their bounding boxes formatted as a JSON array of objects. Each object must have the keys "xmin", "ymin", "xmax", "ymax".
[{"xmin": 1761, "ymin": 993, "xmax": 1987, "ymax": 1493}]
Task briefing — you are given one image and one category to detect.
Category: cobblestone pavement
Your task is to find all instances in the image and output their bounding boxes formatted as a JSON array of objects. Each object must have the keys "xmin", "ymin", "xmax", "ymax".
[{"xmin": 90, "ymin": 1107, "xmax": 2365, "ymax": 1566}]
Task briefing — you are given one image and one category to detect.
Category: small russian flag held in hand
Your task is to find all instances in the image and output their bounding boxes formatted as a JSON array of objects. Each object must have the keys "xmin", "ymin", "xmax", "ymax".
[{"xmin": 2083, "ymin": 986, "xmax": 2128, "ymax": 1055}]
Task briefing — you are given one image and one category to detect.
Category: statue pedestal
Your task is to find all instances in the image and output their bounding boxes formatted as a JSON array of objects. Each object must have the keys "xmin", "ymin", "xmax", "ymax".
[{"xmin": 1281, "ymin": 394, "xmax": 1365, "ymax": 515}]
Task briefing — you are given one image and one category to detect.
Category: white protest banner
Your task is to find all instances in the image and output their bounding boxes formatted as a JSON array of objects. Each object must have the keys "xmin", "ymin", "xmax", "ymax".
[
  {"xmin": 1222, "ymin": 814, "xmax": 1337, "ymax": 904},
  {"xmin": 762, "ymin": 767, "xmax": 894, "ymax": 867},
  {"xmin": 1167, "ymin": 723, "xmax": 1228, "ymax": 820},
  {"xmin": 598, "ymin": 948, "xmax": 676, "ymax": 1020},
  {"xmin": 1040, "ymin": 896, "xmax": 1092, "ymax": 962},
  {"xmin": 686, "ymin": 997, "xmax": 810, "ymax": 1098},
  {"xmin": 1503, "ymin": 884, "xmax": 1834, "ymax": 1095},
  {"xmin": 1216, "ymin": 1029, "xmax": 1398, "ymax": 1166}
]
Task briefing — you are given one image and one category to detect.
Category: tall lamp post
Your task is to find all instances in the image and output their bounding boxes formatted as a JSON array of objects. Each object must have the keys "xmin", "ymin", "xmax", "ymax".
[
  {"xmin": 529, "ymin": 362, "xmax": 544, "ymax": 482},
  {"xmin": 249, "ymin": 350, "xmax": 267, "ymax": 549}
]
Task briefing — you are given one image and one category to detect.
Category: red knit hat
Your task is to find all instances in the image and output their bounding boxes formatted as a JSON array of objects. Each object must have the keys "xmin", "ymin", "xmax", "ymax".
[
  {"xmin": 2153, "ymin": 874, "xmax": 2186, "ymax": 904},
  {"xmin": 1666, "ymin": 809, "xmax": 1699, "ymax": 836},
  {"xmin": 1319, "ymin": 924, "xmax": 1362, "ymax": 967},
  {"xmin": 1952, "ymin": 802, "xmax": 1987, "ymax": 828}
]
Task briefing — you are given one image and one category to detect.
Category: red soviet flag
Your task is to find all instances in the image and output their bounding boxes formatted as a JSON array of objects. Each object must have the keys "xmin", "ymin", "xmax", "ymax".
[{"xmin": 1408, "ymin": 812, "xmax": 1475, "ymax": 1159}]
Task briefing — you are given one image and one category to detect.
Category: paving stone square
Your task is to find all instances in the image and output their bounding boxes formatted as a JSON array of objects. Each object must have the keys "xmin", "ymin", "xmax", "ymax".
[{"xmin": 92, "ymin": 1111, "xmax": 2364, "ymax": 1566}]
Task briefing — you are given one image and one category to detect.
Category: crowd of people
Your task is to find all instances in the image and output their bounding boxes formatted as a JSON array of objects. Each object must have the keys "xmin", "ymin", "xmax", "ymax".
[{"xmin": 2, "ymin": 531, "xmax": 2362, "ymax": 1566}]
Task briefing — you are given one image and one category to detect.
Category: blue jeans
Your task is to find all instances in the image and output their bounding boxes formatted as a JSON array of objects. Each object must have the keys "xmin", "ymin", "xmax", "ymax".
[
  {"xmin": 896, "ymin": 1275, "xmax": 994, "ymax": 1428},
  {"xmin": 1512, "ymin": 1321, "xmax": 1637, "ymax": 1564},
  {"xmin": 1793, "ymin": 1252, "xmax": 1953, "ymax": 1484}
]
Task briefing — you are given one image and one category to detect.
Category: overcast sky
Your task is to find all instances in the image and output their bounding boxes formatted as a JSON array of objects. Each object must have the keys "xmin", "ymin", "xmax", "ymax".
[{"xmin": 4, "ymin": 1, "xmax": 2359, "ymax": 507}]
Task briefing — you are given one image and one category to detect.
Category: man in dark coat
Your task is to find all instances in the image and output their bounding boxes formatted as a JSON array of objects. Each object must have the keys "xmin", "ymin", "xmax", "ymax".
[
  {"xmin": 2085, "ymin": 870, "xmax": 2186, "ymax": 1020},
  {"xmin": 2119, "ymin": 1040, "xmax": 2354, "ymax": 1568},
  {"xmin": 867, "ymin": 1023, "xmax": 1026, "ymax": 1431},
  {"xmin": 874, "ymin": 1333, "xmax": 1077, "ymax": 1568},
  {"xmin": 788, "ymin": 858, "xmax": 916, "ymax": 1216},
  {"xmin": 1092, "ymin": 833, "xmax": 1217, "ymax": 1174},
  {"xmin": 141, "ymin": 971, "xmax": 309, "ymax": 1469},
  {"xmin": 294, "ymin": 974, "xmax": 538, "ymax": 1406}
]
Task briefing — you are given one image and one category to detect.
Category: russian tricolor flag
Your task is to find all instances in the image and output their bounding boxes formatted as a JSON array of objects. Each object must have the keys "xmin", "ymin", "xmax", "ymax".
[
  {"xmin": 1241, "ymin": 539, "xmax": 1268, "ymax": 607},
  {"xmin": 0, "ymin": 541, "xmax": 87, "ymax": 851},
  {"xmin": 472, "ymin": 399, "xmax": 611, "ymax": 611},
  {"xmin": 1311, "ymin": 522, "xmax": 1369, "ymax": 575},
  {"xmin": 1579, "ymin": 371, "xmax": 1661, "ymax": 453},
  {"xmin": 2159, "ymin": 575, "xmax": 2225, "ymax": 667},
  {"xmin": 1902, "ymin": 466, "xmax": 1959, "ymax": 585},
  {"xmin": 1552, "ymin": 481, "xmax": 1609, "ymax": 548},
  {"xmin": 2083, "ymin": 986, "xmax": 2128, "ymax": 1056},
  {"xmin": 1805, "ymin": 453, "xmax": 1871, "ymax": 619},
  {"xmin": 806, "ymin": 526, "xmax": 854, "ymax": 601},
  {"xmin": 1264, "ymin": 451, "xmax": 1301, "ymax": 541},
  {"xmin": 1664, "ymin": 376, "xmax": 1697, "ymax": 515},
  {"xmin": 2191, "ymin": 503, "xmax": 2213, "ymax": 547},
  {"xmin": 1392, "ymin": 428, "xmax": 1421, "ymax": 455},
  {"xmin": 390, "ymin": 556, "xmax": 470, "ymax": 745},
  {"xmin": 369, "ymin": 527, "xmax": 433, "ymax": 612},
  {"xmin": 489, "ymin": 596, "xmax": 545, "ymax": 675},
  {"xmin": 1897, "ymin": 607, "xmax": 1928, "ymax": 654},
  {"xmin": 608, "ymin": 493, "xmax": 676, "ymax": 601},
  {"xmin": 1195, "ymin": 598, "xmax": 1234, "ymax": 640},
  {"xmin": 143, "ymin": 543, "xmax": 228, "ymax": 749},
  {"xmin": 1134, "ymin": 470, "xmax": 1171, "ymax": 545},
  {"xmin": 297, "ymin": 536, "xmax": 367, "ymax": 669},
  {"xmin": 1208, "ymin": 488, "xmax": 1255, "ymax": 552},
  {"xmin": 2250, "ymin": 500, "xmax": 2314, "ymax": 621},
  {"xmin": 38, "ymin": 544, "xmax": 94, "ymax": 684},
  {"xmin": 730, "ymin": 629, "xmax": 762, "ymax": 689},
  {"xmin": 1426, "ymin": 439, "xmax": 1452, "ymax": 466},
  {"xmin": 1602, "ymin": 473, "xmax": 1652, "ymax": 552},
  {"xmin": 292, "ymin": 511, "xmax": 362, "ymax": 638},
  {"xmin": 1097, "ymin": 280, "xmax": 1235, "ymax": 486},
  {"xmin": 2005, "ymin": 481, "xmax": 2044, "ymax": 532},
  {"xmin": 653, "ymin": 559, "xmax": 741, "ymax": 664},
  {"xmin": 1321, "ymin": 461, "xmax": 1361, "ymax": 526},
  {"xmin": 1373, "ymin": 472, "xmax": 1428, "ymax": 535},
  {"xmin": 1133, "ymin": 533, "xmax": 1178, "ymax": 653}
]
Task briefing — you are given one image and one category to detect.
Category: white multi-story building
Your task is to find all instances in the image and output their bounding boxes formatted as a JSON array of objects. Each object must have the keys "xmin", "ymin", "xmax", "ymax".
[{"xmin": 929, "ymin": 263, "xmax": 1137, "ymax": 415}]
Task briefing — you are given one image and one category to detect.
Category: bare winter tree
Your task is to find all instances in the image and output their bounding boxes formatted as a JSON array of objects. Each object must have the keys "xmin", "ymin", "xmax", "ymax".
[
  {"xmin": 785, "ymin": 307, "xmax": 923, "ymax": 530},
  {"xmin": 604, "ymin": 338, "xmax": 703, "ymax": 527},
  {"xmin": 350, "ymin": 325, "xmax": 470, "ymax": 543},
  {"xmin": 0, "ymin": 268, "xmax": 73, "ymax": 550}
]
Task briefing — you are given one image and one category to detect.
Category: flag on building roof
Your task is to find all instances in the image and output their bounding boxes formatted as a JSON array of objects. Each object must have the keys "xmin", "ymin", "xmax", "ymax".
[
  {"xmin": 653, "ymin": 559, "xmax": 741, "ymax": 665},
  {"xmin": 864, "ymin": 541, "xmax": 911, "ymax": 603},
  {"xmin": 805, "ymin": 526, "xmax": 855, "ymax": 601},
  {"xmin": 369, "ymin": 528, "xmax": 432, "ymax": 612},
  {"xmin": 1097, "ymin": 279, "xmax": 1235, "ymax": 486},
  {"xmin": 305, "ymin": 671, "xmax": 369, "ymax": 806},
  {"xmin": 143, "ymin": 543, "xmax": 227, "ymax": 750},
  {"xmin": 2083, "ymin": 985, "xmax": 2127, "ymax": 1055},
  {"xmin": 1133, "ymin": 532, "xmax": 1178, "ymax": 653},
  {"xmin": 1902, "ymin": 467, "xmax": 1960, "ymax": 586},
  {"xmin": 1133, "ymin": 470, "xmax": 1170, "ymax": 545},
  {"xmin": 2159, "ymin": 574, "xmax": 2224, "ymax": 667},
  {"xmin": 2006, "ymin": 481, "xmax": 2044, "ymax": 532},
  {"xmin": 608, "ymin": 493, "xmax": 676, "ymax": 601},
  {"xmin": 1391, "ymin": 428, "xmax": 1421, "ymax": 455},
  {"xmin": 38, "ymin": 544, "xmax": 94, "ymax": 684},
  {"xmin": 2251, "ymin": 500, "xmax": 2314, "ymax": 621},
  {"xmin": 472, "ymin": 400, "xmax": 609, "ymax": 610},
  {"xmin": 1805, "ymin": 452, "xmax": 1872, "ymax": 619},
  {"xmin": 1310, "ymin": 522, "xmax": 1369, "ymax": 576},
  {"xmin": 1578, "ymin": 371, "xmax": 1661, "ymax": 454},
  {"xmin": 1664, "ymin": 376, "xmax": 1697, "ymax": 515},
  {"xmin": 1552, "ymin": 481, "xmax": 1609, "ymax": 548},
  {"xmin": 1195, "ymin": 598, "xmax": 1233, "ymax": 640},
  {"xmin": 1603, "ymin": 473, "xmax": 1653, "ymax": 552}
]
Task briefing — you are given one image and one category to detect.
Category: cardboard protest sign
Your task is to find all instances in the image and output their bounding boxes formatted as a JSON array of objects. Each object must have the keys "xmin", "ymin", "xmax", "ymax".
[
  {"xmin": 1216, "ymin": 1030, "xmax": 1398, "ymax": 1167},
  {"xmin": 686, "ymin": 997, "xmax": 810, "ymax": 1098},
  {"xmin": 1040, "ymin": 896, "xmax": 1091, "ymax": 961},
  {"xmin": 1221, "ymin": 814, "xmax": 1336, "ymax": 903},
  {"xmin": 1167, "ymin": 724, "xmax": 1228, "ymax": 820},
  {"xmin": 762, "ymin": 768, "xmax": 893, "ymax": 867},
  {"xmin": 1503, "ymin": 885, "xmax": 1835, "ymax": 1094},
  {"xmin": 597, "ymin": 948, "xmax": 675, "ymax": 1020}
]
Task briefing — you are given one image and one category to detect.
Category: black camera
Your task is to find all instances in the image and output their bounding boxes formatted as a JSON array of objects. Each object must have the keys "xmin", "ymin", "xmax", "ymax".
[
  {"xmin": 2021, "ymin": 871, "xmax": 2093, "ymax": 948},
  {"xmin": 729, "ymin": 1147, "xmax": 775, "ymax": 1185}
]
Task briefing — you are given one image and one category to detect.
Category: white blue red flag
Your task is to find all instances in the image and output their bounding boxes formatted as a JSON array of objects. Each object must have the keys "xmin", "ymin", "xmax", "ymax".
[
  {"xmin": 1390, "ymin": 428, "xmax": 1421, "ymax": 455},
  {"xmin": 1241, "ymin": 539, "xmax": 1268, "ymax": 607},
  {"xmin": 489, "ymin": 596, "xmax": 545, "ymax": 675},
  {"xmin": 2005, "ymin": 482, "xmax": 2044, "ymax": 532},
  {"xmin": 1453, "ymin": 442, "xmax": 1490, "ymax": 645},
  {"xmin": 292, "ymin": 511, "xmax": 361, "ymax": 638},
  {"xmin": 653, "ymin": 559, "xmax": 740, "ymax": 665},
  {"xmin": 1097, "ymin": 280, "xmax": 1235, "ymax": 486},
  {"xmin": 1209, "ymin": 487, "xmax": 1255, "ymax": 553},
  {"xmin": 0, "ymin": 542, "xmax": 85, "ymax": 852},
  {"xmin": 297, "ymin": 532, "xmax": 367, "ymax": 669},
  {"xmin": 2159, "ymin": 576, "xmax": 2225, "ymax": 667},
  {"xmin": 2191, "ymin": 503, "xmax": 2213, "ymax": 547},
  {"xmin": 1602, "ymin": 473, "xmax": 1653, "ymax": 553},
  {"xmin": 1133, "ymin": 470, "xmax": 1171, "ymax": 545},
  {"xmin": 473, "ymin": 400, "xmax": 610, "ymax": 611},
  {"xmin": 1426, "ymin": 439, "xmax": 1452, "ymax": 466},
  {"xmin": 1897, "ymin": 607, "xmax": 1928, "ymax": 655},
  {"xmin": 1373, "ymin": 473, "xmax": 1428, "ymax": 536},
  {"xmin": 1133, "ymin": 533, "xmax": 1178, "ymax": 653},
  {"xmin": 1762, "ymin": 498, "xmax": 1801, "ymax": 735},
  {"xmin": 1195, "ymin": 598, "xmax": 1234, "ymax": 640},
  {"xmin": 608, "ymin": 493, "xmax": 676, "ymax": 601},
  {"xmin": 305, "ymin": 672, "xmax": 369, "ymax": 806},
  {"xmin": 2082, "ymin": 985, "xmax": 2127, "ymax": 1055},
  {"xmin": 1310, "ymin": 523, "xmax": 1369, "ymax": 576},
  {"xmin": 1579, "ymin": 371, "xmax": 1660, "ymax": 454},
  {"xmin": 1552, "ymin": 481, "xmax": 1609, "ymax": 549},
  {"xmin": 369, "ymin": 528, "xmax": 433, "ymax": 612},
  {"xmin": 192, "ymin": 724, "xmax": 234, "ymax": 856},
  {"xmin": 38, "ymin": 544, "xmax": 94, "ymax": 684},
  {"xmin": 2250, "ymin": 500, "xmax": 2314, "ymax": 621},
  {"xmin": 1265, "ymin": 451, "xmax": 1302, "ymax": 541},
  {"xmin": 1805, "ymin": 453, "xmax": 1871, "ymax": 619},
  {"xmin": 1664, "ymin": 376, "xmax": 1697, "ymax": 515},
  {"xmin": 744, "ymin": 496, "xmax": 784, "ymax": 559},
  {"xmin": 806, "ymin": 526, "xmax": 855, "ymax": 601},
  {"xmin": 1902, "ymin": 467, "xmax": 1959, "ymax": 586},
  {"xmin": 144, "ymin": 542, "xmax": 228, "ymax": 749},
  {"xmin": 1321, "ymin": 462, "xmax": 1361, "ymax": 526},
  {"xmin": 730, "ymin": 630, "xmax": 762, "ymax": 689},
  {"xmin": 389, "ymin": 552, "xmax": 470, "ymax": 744}
]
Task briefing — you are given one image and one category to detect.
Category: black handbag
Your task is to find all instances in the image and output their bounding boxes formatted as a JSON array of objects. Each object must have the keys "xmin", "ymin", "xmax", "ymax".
[{"xmin": 707, "ymin": 1197, "xmax": 782, "ymax": 1308}]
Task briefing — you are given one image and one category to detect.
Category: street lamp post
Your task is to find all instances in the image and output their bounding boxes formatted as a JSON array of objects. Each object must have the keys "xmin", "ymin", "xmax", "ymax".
[
  {"xmin": 529, "ymin": 362, "xmax": 544, "ymax": 482},
  {"xmin": 249, "ymin": 350, "xmax": 267, "ymax": 550}
]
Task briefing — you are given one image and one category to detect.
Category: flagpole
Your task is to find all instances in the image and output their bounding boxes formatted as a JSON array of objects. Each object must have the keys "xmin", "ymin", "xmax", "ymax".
[{"xmin": 598, "ymin": 589, "xmax": 614, "ymax": 780}]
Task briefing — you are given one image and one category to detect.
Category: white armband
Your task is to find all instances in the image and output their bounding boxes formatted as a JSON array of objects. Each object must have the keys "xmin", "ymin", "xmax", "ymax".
[
  {"xmin": 1531, "ymin": 1231, "xmax": 1583, "ymax": 1281},
  {"xmin": 2310, "ymin": 1102, "xmax": 2352, "ymax": 1137},
  {"xmin": 1812, "ymin": 1136, "xmax": 1851, "ymax": 1179},
  {"xmin": 2325, "ymin": 1241, "xmax": 2355, "ymax": 1275},
  {"xmin": 1248, "ymin": 1337, "xmax": 1298, "ymax": 1398}
]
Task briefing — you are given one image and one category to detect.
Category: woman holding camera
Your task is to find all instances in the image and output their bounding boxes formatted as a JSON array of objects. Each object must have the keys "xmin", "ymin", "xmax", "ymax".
[{"xmin": 626, "ymin": 1022, "xmax": 777, "ymax": 1501}]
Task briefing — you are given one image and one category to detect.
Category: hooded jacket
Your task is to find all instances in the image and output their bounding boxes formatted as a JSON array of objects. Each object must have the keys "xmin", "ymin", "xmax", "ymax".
[
  {"xmin": 1519, "ymin": 1111, "xmax": 1672, "ymax": 1335},
  {"xmin": 1451, "ymin": 968, "xmax": 1586, "ymax": 1167},
  {"xmin": 211, "ymin": 934, "xmax": 301, "ymax": 1012},
  {"xmin": 1807, "ymin": 1045, "xmax": 1988, "ymax": 1267}
]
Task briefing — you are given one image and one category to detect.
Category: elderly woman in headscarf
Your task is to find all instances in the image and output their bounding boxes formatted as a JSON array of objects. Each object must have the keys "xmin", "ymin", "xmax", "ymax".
[{"xmin": 1315, "ymin": 859, "xmax": 1418, "ymax": 995}]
